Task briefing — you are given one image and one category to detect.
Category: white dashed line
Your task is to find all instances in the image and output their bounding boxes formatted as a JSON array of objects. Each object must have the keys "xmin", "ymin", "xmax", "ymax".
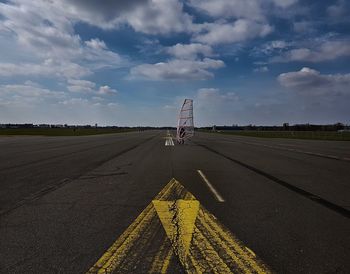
[{"xmin": 197, "ymin": 170, "xmax": 225, "ymax": 202}]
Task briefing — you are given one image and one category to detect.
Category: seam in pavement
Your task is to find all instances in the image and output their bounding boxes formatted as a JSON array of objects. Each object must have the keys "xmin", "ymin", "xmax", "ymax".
[
  {"xmin": 195, "ymin": 142, "xmax": 350, "ymax": 219},
  {"xmin": 0, "ymin": 135, "xmax": 158, "ymax": 217}
]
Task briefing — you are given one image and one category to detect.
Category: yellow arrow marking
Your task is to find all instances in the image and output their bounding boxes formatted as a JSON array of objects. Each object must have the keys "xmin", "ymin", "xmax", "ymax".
[
  {"xmin": 152, "ymin": 200, "xmax": 199, "ymax": 264},
  {"xmin": 87, "ymin": 178, "xmax": 270, "ymax": 274}
]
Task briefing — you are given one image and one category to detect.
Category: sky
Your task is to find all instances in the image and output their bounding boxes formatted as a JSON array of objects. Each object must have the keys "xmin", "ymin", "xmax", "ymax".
[{"xmin": 0, "ymin": 0, "xmax": 349, "ymax": 126}]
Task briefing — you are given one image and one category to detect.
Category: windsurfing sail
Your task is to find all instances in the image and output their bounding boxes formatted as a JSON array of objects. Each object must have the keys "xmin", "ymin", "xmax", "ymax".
[{"xmin": 177, "ymin": 99, "xmax": 194, "ymax": 143}]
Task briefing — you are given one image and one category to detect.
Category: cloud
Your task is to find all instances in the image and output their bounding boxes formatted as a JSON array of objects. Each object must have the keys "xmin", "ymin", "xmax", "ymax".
[
  {"xmin": 0, "ymin": 1, "xmax": 124, "ymax": 79},
  {"xmin": 193, "ymin": 19, "xmax": 273, "ymax": 45},
  {"xmin": 166, "ymin": 43, "xmax": 214, "ymax": 60},
  {"xmin": 67, "ymin": 79, "xmax": 118, "ymax": 95},
  {"xmin": 251, "ymin": 40, "xmax": 289, "ymax": 59},
  {"xmin": 197, "ymin": 88, "xmax": 239, "ymax": 101},
  {"xmin": 0, "ymin": 82, "xmax": 66, "ymax": 108},
  {"xmin": 293, "ymin": 21, "xmax": 315, "ymax": 33},
  {"xmin": 0, "ymin": 60, "xmax": 92, "ymax": 79},
  {"xmin": 130, "ymin": 58, "xmax": 224, "ymax": 80},
  {"xmin": 254, "ymin": 66, "xmax": 269, "ymax": 72},
  {"xmin": 188, "ymin": 0, "xmax": 297, "ymax": 20},
  {"xmin": 0, "ymin": 1, "xmax": 80, "ymax": 59},
  {"xmin": 271, "ymin": 0, "xmax": 298, "ymax": 8},
  {"xmin": 83, "ymin": 38, "xmax": 124, "ymax": 69},
  {"xmin": 278, "ymin": 67, "xmax": 350, "ymax": 95},
  {"xmin": 85, "ymin": 38, "xmax": 107, "ymax": 50},
  {"xmin": 67, "ymin": 79, "xmax": 96, "ymax": 93},
  {"xmin": 188, "ymin": 0, "xmax": 264, "ymax": 20},
  {"xmin": 0, "ymin": 0, "xmax": 195, "ymax": 41},
  {"xmin": 262, "ymin": 40, "xmax": 288, "ymax": 53},
  {"xmin": 194, "ymin": 88, "xmax": 240, "ymax": 126},
  {"xmin": 98, "ymin": 86, "xmax": 118, "ymax": 95},
  {"xmin": 60, "ymin": 98, "xmax": 90, "ymax": 106},
  {"xmin": 0, "ymin": 80, "xmax": 120, "ymax": 124},
  {"xmin": 327, "ymin": 0, "xmax": 350, "ymax": 22},
  {"xmin": 271, "ymin": 40, "xmax": 350, "ymax": 62},
  {"xmin": 122, "ymin": 0, "xmax": 193, "ymax": 35},
  {"xmin": 56, "ymin": 0, "xmax": 193, "ymax": 34},
  {"xmin": 60, "ymin": 0, "xmax": 148, "ymax": 24}
]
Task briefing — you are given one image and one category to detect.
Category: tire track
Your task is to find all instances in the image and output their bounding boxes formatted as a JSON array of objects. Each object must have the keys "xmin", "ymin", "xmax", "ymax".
[
  {"xmin": 0, "ymin": 135, "xmax": 156, "ymax": 172},
  {"xmin": 0, "ymin": 135, "xmax": 158, "ymax": 216},
  {"xmin": 195, "ymin": 142, "xmax": 350, "ymax": 219}
]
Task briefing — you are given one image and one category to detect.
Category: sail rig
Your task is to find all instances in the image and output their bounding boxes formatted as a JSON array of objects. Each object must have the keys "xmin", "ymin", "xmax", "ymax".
[{"xmin": 176, "ymin": 99, "xmax": 194, "ymax": 144}]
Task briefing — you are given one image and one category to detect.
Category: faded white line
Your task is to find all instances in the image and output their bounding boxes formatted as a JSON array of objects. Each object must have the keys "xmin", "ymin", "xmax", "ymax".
[{"xmin": 197, "ymin": 170, "xmax": 225, "ymax": 202}]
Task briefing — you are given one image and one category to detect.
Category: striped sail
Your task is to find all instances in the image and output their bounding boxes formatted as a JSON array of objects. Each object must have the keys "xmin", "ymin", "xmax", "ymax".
[{"xmin": 177, "ymin": 99, "xmax": 194, "ymax": 142}]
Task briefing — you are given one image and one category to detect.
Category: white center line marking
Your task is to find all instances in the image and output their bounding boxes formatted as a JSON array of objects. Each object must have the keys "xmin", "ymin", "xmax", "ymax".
[{"xmin": 197, "ymin": 170, "xmax": 225, "ymax": 202}]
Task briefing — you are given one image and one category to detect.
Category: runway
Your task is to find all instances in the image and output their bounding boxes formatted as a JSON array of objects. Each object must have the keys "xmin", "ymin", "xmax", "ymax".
[{"xmin": 0, "ymin": 131, "xmax": 349, "ymax": 273}]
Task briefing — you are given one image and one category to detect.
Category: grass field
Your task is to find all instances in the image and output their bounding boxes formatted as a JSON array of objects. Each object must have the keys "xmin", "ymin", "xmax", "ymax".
[
  {"xmin": 204, "ymin": 130, "xmax": 350, "ymax": 141},
  {"xmin": 0, "ymin": 128, "xmax": 137, "ymax": 136}
]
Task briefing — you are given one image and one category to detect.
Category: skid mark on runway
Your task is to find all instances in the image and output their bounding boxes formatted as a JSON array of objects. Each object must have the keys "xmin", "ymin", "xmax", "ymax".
[
  {"xmin": 196, "ymin": 143, "xmax": 350, "ymax": 219},
  {"xmin": 0, "ymin": 178, "xmax": 71, "ymax": 216},
  {"xmin": 0, "ymin": 136, "xmax": 156, "ymax": 216},
  {"xmin": 0, "ymin": 135, "xmax": 157, "ymax": 172},
  {"xmin": 87, "ymin": 178, "xmax": 270, "ymax": 273},
  {"xmin": 224, "ymin": 139, "xmax": 350, "ymax": 162}
]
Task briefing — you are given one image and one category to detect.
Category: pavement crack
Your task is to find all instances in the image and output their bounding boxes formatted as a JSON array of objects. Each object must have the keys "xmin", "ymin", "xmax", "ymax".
[{"xmin": 169, "ymin": 200, "xmax": 181, "ymax": 258}]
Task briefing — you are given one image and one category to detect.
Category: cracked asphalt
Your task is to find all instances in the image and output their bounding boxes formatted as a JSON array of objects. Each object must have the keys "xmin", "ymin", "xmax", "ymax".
[{"xmin": 0, "ymin": 130, "xmax": 349, "ymax": 273}]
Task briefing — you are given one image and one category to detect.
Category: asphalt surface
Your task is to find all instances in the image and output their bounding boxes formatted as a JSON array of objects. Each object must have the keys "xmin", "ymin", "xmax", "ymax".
[{"xmin": 0, "ymin": 130, "xmax": 349, "ymax": 273}]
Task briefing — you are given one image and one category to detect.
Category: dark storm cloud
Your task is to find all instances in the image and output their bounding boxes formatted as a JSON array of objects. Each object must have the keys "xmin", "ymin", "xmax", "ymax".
[{"xmin": 65, "ymin": 0, "xmax": 150, "ymax": 20}]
